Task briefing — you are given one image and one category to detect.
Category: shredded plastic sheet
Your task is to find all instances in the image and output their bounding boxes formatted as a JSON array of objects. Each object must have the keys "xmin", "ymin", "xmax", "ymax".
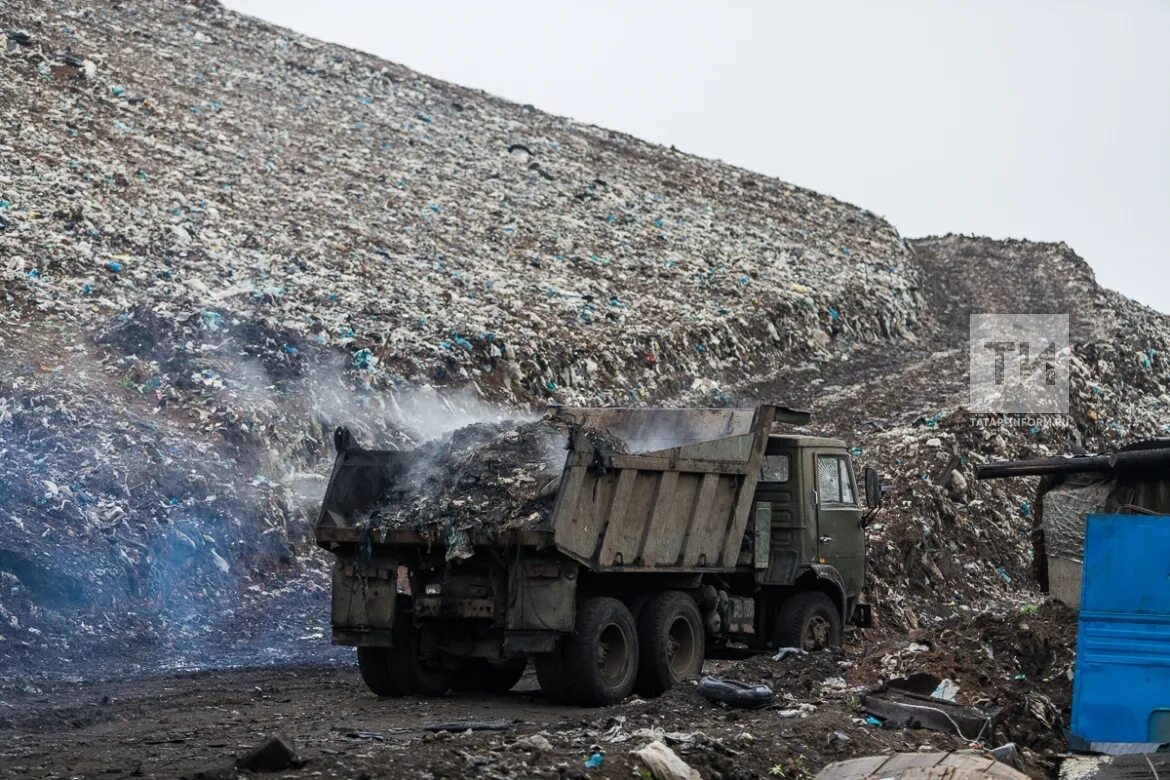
[{"xmin": 1042, "ymin": 477, "xmax": 1113, "ymax": 562}]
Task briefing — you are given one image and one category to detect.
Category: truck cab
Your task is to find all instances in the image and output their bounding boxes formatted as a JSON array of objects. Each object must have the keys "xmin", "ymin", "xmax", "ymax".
[{"xmin": 753, "ymin": 435, "xmax": 872, "ymax": 649}]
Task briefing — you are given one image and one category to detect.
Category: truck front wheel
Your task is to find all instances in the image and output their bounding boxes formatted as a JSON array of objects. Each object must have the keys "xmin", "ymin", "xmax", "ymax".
[
  {"xmin": 635, "ymin": 591, "xmax": 705, "ymax": 696},
  {"xmin": 561, "ymin": 597, "xmax": 639, "ymax": 706},
  {"xmin": 771, "ymin": 592, "xmax": 842, "ymax": 651}
]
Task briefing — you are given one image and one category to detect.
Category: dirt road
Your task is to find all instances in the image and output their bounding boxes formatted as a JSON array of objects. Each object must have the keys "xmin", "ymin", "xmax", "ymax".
[
  {"xmin": 0, "ymin": 618, "xmax": 1069, "ymax": 780},
  {"xmin": 0, "ymin": 664, "xmax": 596, "ymax": 778},
  {"xmin": 0, "ymin": 658, "xmax": 967, "ymax": 779}
]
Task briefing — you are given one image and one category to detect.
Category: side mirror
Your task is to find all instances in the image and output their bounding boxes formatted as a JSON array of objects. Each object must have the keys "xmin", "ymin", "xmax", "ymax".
[{"xmin": 864, "ymin": 466, "xmax": 882, "ymax": 510}]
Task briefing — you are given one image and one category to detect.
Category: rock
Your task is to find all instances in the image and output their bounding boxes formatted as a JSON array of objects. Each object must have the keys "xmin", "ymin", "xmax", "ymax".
[
  {"xmin": 235, "ymin": 735, "xmax": 303, "ymax": 772},
  {"xmin": 632, "ymin": 740, "xmax": 701, "ymax": 780},
  {"xmin": 511, "ymin": 733, "xmax": 553, "ymax": 753},
  {"xmin": 947, "ymin": 469, "xmax": 968, "ymax": 499}
]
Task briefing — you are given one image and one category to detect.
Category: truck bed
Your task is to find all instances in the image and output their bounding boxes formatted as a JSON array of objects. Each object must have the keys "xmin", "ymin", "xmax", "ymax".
[{"xmin": 316, "ymin": 405, "xmax": 807, "ymax": 573}]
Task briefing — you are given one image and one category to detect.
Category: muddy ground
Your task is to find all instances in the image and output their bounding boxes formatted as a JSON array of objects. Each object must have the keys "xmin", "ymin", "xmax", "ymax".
[{"xmin": 0, "ymin": 603, "xmax": 1075, "ymax": 780}]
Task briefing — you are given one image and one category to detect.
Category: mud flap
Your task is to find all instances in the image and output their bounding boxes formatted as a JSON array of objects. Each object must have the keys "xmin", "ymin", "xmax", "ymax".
[{"xmin": 331, "ymin": 561, "xmax": 397, "ymax": 645}]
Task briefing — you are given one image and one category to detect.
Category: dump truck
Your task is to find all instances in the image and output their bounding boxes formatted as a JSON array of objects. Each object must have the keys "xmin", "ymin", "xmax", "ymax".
[{"xmin": 315, "ymin": 404, "xmax": 881, "ymax": 705}]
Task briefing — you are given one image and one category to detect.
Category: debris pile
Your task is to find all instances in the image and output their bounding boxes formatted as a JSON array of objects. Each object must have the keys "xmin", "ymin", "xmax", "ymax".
[{"xmin": 370, "ymin": 418, "xmax": 626, "ymax": 538}]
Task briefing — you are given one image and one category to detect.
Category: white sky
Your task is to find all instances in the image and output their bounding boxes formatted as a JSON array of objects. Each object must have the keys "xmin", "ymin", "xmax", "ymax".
[{"xmin": 226, "ymin": 0, "xmax": 1170, "ymax": 314}]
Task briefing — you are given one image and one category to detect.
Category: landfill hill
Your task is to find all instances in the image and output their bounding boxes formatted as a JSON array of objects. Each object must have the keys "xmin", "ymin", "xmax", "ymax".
[{"xmin": 1, "ymin": 0, "xmax": 1169, "ymax": 693}]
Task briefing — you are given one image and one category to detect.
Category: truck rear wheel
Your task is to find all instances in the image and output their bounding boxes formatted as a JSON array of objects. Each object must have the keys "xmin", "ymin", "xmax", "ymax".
[
  {"xmin": 357, "ymin": 646, "xmax": 407, "ymax": 697},
  {"xmin": 451, "ymin": 657, "xmax": 527, "ymax": 693},
  {"xmin": 561, "ymin": 596, "xmax": 639, "ymax": 706},
  {"xmin": 772, "ymin": 592, "xmax": 842, "ymax": 651},
  {"xmin": 357, "ymin": 614, "xmax": 451, "ymax": 697},
  {"xmin": 635, "ymin": 591, "xmax": 705, "ymax": 696}
]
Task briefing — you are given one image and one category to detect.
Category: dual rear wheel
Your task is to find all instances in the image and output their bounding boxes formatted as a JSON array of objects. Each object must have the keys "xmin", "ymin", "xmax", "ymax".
[{"xmin": 534, "ymin": 592, "xmax": 706, "ymax": 705}]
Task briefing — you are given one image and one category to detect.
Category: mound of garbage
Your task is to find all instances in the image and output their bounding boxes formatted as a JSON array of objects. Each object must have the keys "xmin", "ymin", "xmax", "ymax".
[
  {"xmin": 368, "ymin": 418, "xmax": 626, "ymax": 544},
  {"xmin": 0, "ymin": 0, "xmax": 920, "ymax": 409}
]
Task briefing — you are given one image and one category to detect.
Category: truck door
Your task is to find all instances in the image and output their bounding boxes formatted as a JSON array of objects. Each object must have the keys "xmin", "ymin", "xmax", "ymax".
[
  {"xmin": 813, "ymin": 453, "xmax": 864, "ymax": 597},
  {"xmin": 755, "ymin": 449, "xmax": 804, "ymax": 584}
]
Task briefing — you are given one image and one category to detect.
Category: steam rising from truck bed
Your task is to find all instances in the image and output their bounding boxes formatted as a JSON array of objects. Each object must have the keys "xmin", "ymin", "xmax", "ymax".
[{"xmin": 365, "ymin": 418, "xmax": 628, "ymax": 551}]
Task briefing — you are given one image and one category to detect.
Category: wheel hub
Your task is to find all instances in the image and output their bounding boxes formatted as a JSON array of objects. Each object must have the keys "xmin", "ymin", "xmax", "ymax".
[{"xmin": 804, "ymin": 615, "xmax": 831, "ymax": 651}]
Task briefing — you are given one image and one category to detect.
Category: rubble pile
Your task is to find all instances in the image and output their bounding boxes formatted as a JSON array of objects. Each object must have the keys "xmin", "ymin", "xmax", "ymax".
[{"xmin": 370, "ymin": 418, "xmax": 625, "ymax": 539}]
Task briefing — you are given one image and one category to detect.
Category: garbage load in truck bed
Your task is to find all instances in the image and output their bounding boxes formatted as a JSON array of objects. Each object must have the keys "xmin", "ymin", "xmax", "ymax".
[
  {"xmin": 317, "ymin": 404, "xmax": 812, "ymax": 569},
  {"xmin": 315, "ymin": 404, "xmax": 880, "ymax": 706}
]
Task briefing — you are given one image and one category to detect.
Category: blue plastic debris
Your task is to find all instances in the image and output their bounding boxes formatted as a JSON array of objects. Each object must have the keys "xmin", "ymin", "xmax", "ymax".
[
  {"xmin": 280, "ymin": 344, "xmax": 298, "ymax": 355},
  {"xmin": 356, "ymin": 95, "xmax": 374, "ymax": 105},
  {"xmin": 829, "ymin": 307, "xmax": 840, "ymax": 322},
  {"xmin": 1018, "ymin": 500, "xmax": 1032, "ymax": 518},
  {"xmin": 865, "ymin": 715, "xmax": 884, "ymax": 727},
  {"xmin": 352, "ymin": 348, "xmax": 374, "ymax": 370},
  {"xmin": 584, "ymin": 753, "xmax": 603, "ymax": 769},
  {"xmin": 106, "ymin": 260, "xmax": 123, "ymax": 273},
  {"xmin": 110, "ymin": 85, "xmax": 125, "ymax": 96},
  {"xmin": 545, "ymin": 380, "xmax": 558, "ymax": 393},
  {"xmin": 201, "ymin": 310, "xmax": 224, "ymax": 331},
  {"xmin": 27, "ymin": 269, "xmax": 39, "ymax": 280},
  {"xmin": 995, "ymin": 566, "xmax": 1012, "ymax": 584}
]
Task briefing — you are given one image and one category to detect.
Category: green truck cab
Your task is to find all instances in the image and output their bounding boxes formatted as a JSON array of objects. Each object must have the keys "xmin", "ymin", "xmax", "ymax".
[{"xmin": 316, "ymin": 405, "xmax": 880, "ymax": 705}]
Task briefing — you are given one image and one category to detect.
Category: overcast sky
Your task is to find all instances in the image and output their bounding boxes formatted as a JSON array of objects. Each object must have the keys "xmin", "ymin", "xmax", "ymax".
[{"xmin": 226, "ymin": 0, "xmax": 1170, "ymax": 314}]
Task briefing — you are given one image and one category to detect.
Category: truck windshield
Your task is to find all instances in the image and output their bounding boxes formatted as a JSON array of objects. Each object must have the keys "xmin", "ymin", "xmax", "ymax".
[
  {"xmin": 761, "ymin": 454, "xmax": 790, "ymax": 482},
  {"xmin": 816, "ymin": 455, "xmax": 856, "ymax": 505}
]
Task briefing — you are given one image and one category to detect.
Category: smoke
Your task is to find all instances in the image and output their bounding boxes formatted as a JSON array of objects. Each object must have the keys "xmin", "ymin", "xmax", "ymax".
[{"xmin": 0, "ymin": 311, "xmax": 532, "ymax": 687}]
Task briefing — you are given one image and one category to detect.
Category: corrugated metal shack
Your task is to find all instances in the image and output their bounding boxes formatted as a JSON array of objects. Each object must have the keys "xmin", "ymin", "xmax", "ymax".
[{"xmin": 977, "ymin": 439, "xmax": 1170, "ymax": 608}]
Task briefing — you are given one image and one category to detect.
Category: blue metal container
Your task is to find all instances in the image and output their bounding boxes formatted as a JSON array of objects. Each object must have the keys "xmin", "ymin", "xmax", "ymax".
[{"xmin": 1070, "ymin": 513, "xmax": 1170, "ymax": 750}]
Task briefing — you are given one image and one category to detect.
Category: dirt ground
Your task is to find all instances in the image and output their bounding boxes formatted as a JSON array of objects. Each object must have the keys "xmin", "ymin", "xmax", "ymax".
[{"xmin": 0, "ymin": 604, "xmax": 1075, "ymax": 780}]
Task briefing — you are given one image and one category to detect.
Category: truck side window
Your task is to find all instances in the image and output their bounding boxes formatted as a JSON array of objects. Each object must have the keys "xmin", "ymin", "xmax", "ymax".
[
  {"xmin": 761, "ymin": 454, "xmax": 790, "ymax": 482},
  {"xmin": 817, "ymin": 455, "xmax": 856, "ymax": 505}
]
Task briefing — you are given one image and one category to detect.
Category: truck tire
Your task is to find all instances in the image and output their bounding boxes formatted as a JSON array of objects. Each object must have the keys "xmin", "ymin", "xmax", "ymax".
[
  {"xmin": 357, "ymin": 614, "xmax": 451, "ymax": 697},
  {"xmin": 561, "ymin": 597, "xmax": 639, "ymax": 706},
  {"xmin": 771, "ymin": 592, "xmax": 842, "ymax": 651},
  {"xmin": 357, "ymin": 646, "xmax": 408, "ymax": 697},
  {"xmin": 635, "ymin": 591, "xmax": 705, "ymax": 696},
  {"xmin": 534, "ymin": 646, "xmax": 572, "ymax": 703},
  {"xmin": 451, "ymin": 657, "xmax": 527, "ymax": 693}
]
